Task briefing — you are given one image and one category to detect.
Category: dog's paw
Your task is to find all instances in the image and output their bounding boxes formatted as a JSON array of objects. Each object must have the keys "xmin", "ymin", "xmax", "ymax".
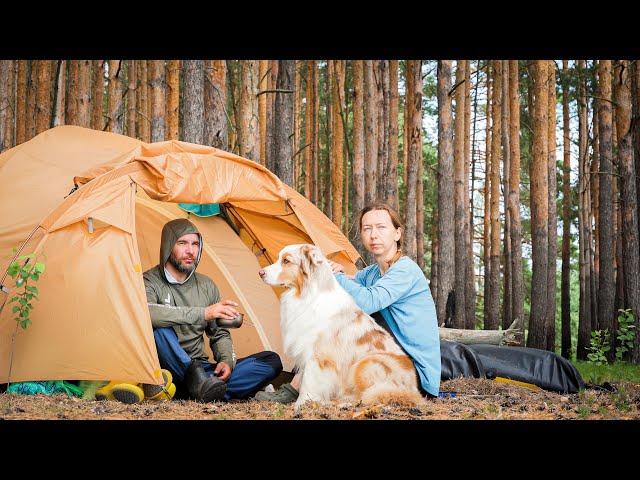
[{"xmin": 338, "ymin": 402, "xmax": 353, "ymax": 410}]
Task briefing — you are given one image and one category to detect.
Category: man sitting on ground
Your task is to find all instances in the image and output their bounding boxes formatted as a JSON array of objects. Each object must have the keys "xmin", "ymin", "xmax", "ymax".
[{"xmin": 143, "ymin": 218, "xmax": 282, "ymax": 402}]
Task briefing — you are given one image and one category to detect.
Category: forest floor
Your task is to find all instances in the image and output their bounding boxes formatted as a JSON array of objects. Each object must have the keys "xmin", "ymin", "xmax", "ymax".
[{"xmin": 1, "ymin": 377, "xmax": 639, "ymax": 420}]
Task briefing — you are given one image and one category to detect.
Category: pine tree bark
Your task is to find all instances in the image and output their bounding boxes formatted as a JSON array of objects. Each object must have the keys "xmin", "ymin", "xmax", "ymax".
[
  {"xmin": 387, "ymin": 60, "xmax": 400, "ymax": 212},
  {"xmin": 546, "ymin": 61, "xmax": 558, "ymax": 351},
  {"xmin": 436, "ymin": 60, "xmax": 454, "ymax": 324},
  {"xmin": 149, "ymin": 60, "xmax": 165, "ymax": 142},
  {"xmin": 35, "ymin": 60, "xmax": 52, "ymax": 135},
  {"xmin": 4, "ymin": 60, "xmax": 15, "ymax": 149},
  {"xmin": 107, "ymin": 60, "xmax": 124, "ymax": 134},
  {"xmin": 91, "ymin": 61, "xmax": 104, "ymax": 131},
  {"xmin": 528, "ymin": 60, "xmax": 550, "ymax": 349},
  {"xmin": 273, "ymin": 60, "xmax": 294, "ymax": 186},
  {"xmin": 323, "ymin": 62, "xmax": 332, "ymax": 218},
  {"xmin": 65, "ymin": 60, "xmax": 78, "ymax": 127},
  {"xmin": 294, "ymin": 61, "xmax": 301, "ymax": 189},
  {"xmin": 15, "ymin": 61, "xmax": 27, "ymax": 144},
  {"xmin": 351, "ymin": 60, "xmax": 365, "ymax": 254},
  {"xmin": 453, "ymin": 60, "xmax": 468, "ymax": 328},
  {"xmin": 266, "ymin": 60, "xmax": 279, "ymax": 171},
  {"xmin": 127, "ymin": 60, "xmax": 137, "ymax": 137},
  {"xmin": 136, "ymin": 61, "xmax": 149, "ymax": 142},
  {"xmin": 597, "ymin": 60, "xmax": 616, "ymax": 361},
  {"xmin": 403, "ymin": 61, "xmax": 410, "ymax": 209},
  {"xmin": 305, "ymin": 61, "xmax": 319, "ymax": 202},
  {"xmin": 259, "ymin": 60, "xmax": 268, "ymax": 165},
  {"xmin": 331, "ymin": 60, "xmax": 345, "ymax": 228},
  {"xmin": 464, "ymin": 60, "xmax": 476, "ymax": 329},
  {"xmin": 238, "ymin": 61, "xmax": 260, "ymax": 161},
  {"xmin": 364, "ymin": 60, "xmax": 378, "ymax": 206},
  {"xmin": 204, "ymin": 60, "xmax": 227, "ymax": 149},
  {"xmin": 52, "ymin": 60, "xmax": 66, "ymax": 128},
  {"xmin": 591, "ymin": 91, "xmax": 600, "ymax": 332},
  {"xmin": 561, "ymin": 60, "xmax": 572, "ymax": 359},
  {"xmin": 77, "ymin": 60, "xmax": 91, "ymax": 128},
  {"xmin": 0, "ymin": 61, "xmax": 10, "ymax": 152},
  {"xmin": 182, "ymin": 60, "xmax": 204, "ymax": 144},
  {"xmin": 501, "ymin": 60, "xmax": 512, "ymax": 331},
  {"xmin": 377, "ymin": 61, "xmax": 387, "ymax": 200},
  {"xmin": 577, "ymin": 59, "xmax": 592, "ymax": 360},
  {"xmin": 483, "ymin": 65, "xmax": 492, "ymax": 330},
  {"xmin": 508, "ymin": 60, "xmax": 524, "ymax": 336},
  {"xmin": 165, "ymin": 60, "xmax": 181, "ymax": 142},
  {"xmin": 487, "ymin": 60, "xmax": 502, "ymax": 330},
  {"xmin": 403, "ymin": 60, "xmax": 421, "ymax": 262},
  {"xmin": 614, "ymin": 60, "xmax": 640, "ymax": 363}
]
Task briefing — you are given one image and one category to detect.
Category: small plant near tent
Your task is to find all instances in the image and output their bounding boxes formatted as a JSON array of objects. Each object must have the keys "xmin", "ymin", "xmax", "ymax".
[
  {"xmin": 586, "ymin": 329, "xmax": 610, "ymax": 366},
  {"xmin": 615, "ymin": 309, "xmax": 636, "ymax": 362},
  {"xmin": 6, "ymin": 250, "xmax": 45, "ymax": 330}
]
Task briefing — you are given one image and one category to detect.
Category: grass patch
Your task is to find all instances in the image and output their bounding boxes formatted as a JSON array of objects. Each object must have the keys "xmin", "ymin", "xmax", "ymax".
[{"xmin": 575, "ymin": 361, "xmax": 640, "ymax": 385}]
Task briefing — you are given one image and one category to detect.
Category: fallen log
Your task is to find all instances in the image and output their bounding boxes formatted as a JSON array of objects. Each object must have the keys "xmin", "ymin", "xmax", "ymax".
[{"xmin": 438, "ymin": 319, "xmax": 523, "ymax": 346}]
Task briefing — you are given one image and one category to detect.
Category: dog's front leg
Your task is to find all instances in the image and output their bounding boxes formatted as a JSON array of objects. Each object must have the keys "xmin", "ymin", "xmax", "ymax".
[{"xmin": 293, "ymin": 359, "xmax": 337, "ymax": 413}]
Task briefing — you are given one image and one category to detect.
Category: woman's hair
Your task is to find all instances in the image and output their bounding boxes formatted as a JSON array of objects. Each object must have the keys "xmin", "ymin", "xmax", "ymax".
[{"xmin": 358, "ymin": 202, "xmax": 404, "ymax": 268}]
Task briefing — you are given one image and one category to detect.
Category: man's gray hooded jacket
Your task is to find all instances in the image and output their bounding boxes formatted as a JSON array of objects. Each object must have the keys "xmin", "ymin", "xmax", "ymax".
[{"xmin": 143, "ymin": 218, "xmax": 235, "ymax": 369}]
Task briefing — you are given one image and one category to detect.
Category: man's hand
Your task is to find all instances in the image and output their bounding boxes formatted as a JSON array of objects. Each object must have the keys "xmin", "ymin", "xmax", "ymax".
[
  {"xmin": 205, "ymin": 300, "xmax": 240, "ymax": 321},
  {"xmin": 214, "ymin": 361, "xmax": 232, "ymax": 381},
  {"xmin": 328, "ymin": 260, "xmax": 345, "ymax": 274}
]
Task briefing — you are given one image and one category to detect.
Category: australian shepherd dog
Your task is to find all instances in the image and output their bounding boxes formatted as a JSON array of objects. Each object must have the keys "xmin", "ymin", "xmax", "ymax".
[{"xmin": 259, "ymin": 244, "xmax": 424, "ymax": 411}]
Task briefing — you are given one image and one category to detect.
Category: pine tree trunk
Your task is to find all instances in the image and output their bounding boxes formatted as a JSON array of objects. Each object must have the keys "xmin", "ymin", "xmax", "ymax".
[
  {"xmin": 4, "ymin": 61, "xmax": 15, "ymax": 149},
  {"xmin": 149, "ymin": 60, "xmax": 165, "ymax": 142},
  {"xmin": 165, "ymin": 60, "xmax": 180, "ymax": 141},
  {"xmin": 416, "ymin": 122, "xmax": 425, "ymax": 271},
  {"xmin": 614, "ymin": 60, "xmax": 640, "ymax": 363},
  {"xmin": 453, "ymin": 60, "xmax": 467, "ymax": 328},
  {"xmin": 597, "ymin": 60, "xmax": 616, "ymax": 361},
  {"xmin": 259, "ymin": 60, "xmax": 268, "ymax": 165},
  {"xmin": 35, "ymin": 60, "xmax": 53, "ymax": 135},
  {"xmin": 65, "ymin": 60, "xmax": 78, "ymax": 127},
  {"xmin": 127, "ymin": 60, "xmax": 137, "ymax": 137},
  {"xmin": 364, "ymin": 60, "xmax": 378, "ymax": 206},
  {"xmin": 501, "ymin": 60, "xmax": 512, "ymax": 331},
  {"xmin": 464, "ymin": 60, "xmax": 476, "ymax": 329},
  {"xmin": 107, "ymin": 60, "xmax": 124, "ymax": 134},
  {"xmin": 377, "ymin": 61, "xmax": 386, "ymax": 200},
  {"xmin": 388, "ymin": 60, "xmax": 400, "ymax": 212},
  {"xmin": 483, "ymin": 65, "xmax": 492, "ymax": 330},
  {"xmin": 546, "ymin": 61, "xmax": 558, "ymax": 351},
  {"xmin": 323, "ymin": 62, "xmax": 332, "ymax": 218},
  {"xmin": 77, "ymin": 60, "xmax": 91, "ymax": 128},
  {"xmin": 436, "ymin": 60, "xmax": 454, "ymax": 324},
  {"xmin": 313, "ymin": 62, "xmax": 319, "ymax": 205},
  {"xmin": 15, "ymin": 60, "xmax": 27, "ymax": 144},
  {"xmin": 577, "ymin": 59, "xmax": 592, "ymax": 360},
  {"xmin": 226, "ymin": 61, "xmax": 239, "ymax": 153},
  {"xmin": 136, "ymin": 61, "xmax": 149, "ymax": 142},
  {"xmin": 0, "ymin": 61, "xmax": 10, "ymax": 152},
  {"xmin": 52, "ymin": 60, "xmax": 66, "ymax": 128},
  {"xmin": 508, "ymin": 60, "xmax": 524, "ymax": 342},
  {"xmin": 528, "ymin": 60, "xmax": 550, "ymax": 349},
  {"xmin": 486, "ymin": 60, "xmax": 502, "ymax": 330},
  {"xmin": 266, "ymin": 60, "xmax": 279, "ymax": 172},
  {"xmin": 273, "ymin": 60, "xmax": 294, "ymax": 186},
  {"xmin": 182, "ymin": 60, "xmax": 204, "ymax": 144},
  {"xmin": 351, "ymin": 60, "xmax": 365, "ymax": 255},
  {"xmin": 203, "ymin": 60, "xmax": 227, "ymax": 149},
  {"xmin": 591, "ymin": 91, "xmax": 600, "ymax": 332},
  {"xmin": 305, "ymin": 61, "xmax": 318, "ymax": 201},
  {"xmin": 331, "ymin": 60, "xmax": 345, "ymax": 228},
  {"xmin": 403, "ymin": 61, "xmax": 410, "ymax": 210},
  {"xmin": 294, "ymin": 61, "xmax": 302, "ymax": 189},
  {"xmin": 238, "ymin": 61, "xmax": 260, "ymax": 161},
  {"xmin": 91, "ymin": 61, "xmax": 104, "ymax": 131},
  {"xmin": 561, "ymin": 60, "xmax": 572, "ymax": 359}
]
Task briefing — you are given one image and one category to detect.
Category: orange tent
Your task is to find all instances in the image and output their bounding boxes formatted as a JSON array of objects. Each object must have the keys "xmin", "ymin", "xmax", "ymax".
[{"xmin": 0, "ymin": 126, "xmax": 360, "ymax": 385}]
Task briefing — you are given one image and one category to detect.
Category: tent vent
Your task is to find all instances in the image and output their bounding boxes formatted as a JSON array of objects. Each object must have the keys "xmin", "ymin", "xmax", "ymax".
[{"xmin": 87, "ymin": 217, "xmax": 94, "ymax": 234}]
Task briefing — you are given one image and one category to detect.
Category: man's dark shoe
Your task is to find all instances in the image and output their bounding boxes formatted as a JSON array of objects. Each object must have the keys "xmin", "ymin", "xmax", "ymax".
[
  {"xmin": 254, "ymin": 383, "xmax": 299, "ymax": 404},
  {"xmin": 184, "ymin": 360, "xmax": 227, "ymax": 402}
]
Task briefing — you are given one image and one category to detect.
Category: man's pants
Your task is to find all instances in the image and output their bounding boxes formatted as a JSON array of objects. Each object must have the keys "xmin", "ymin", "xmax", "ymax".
[{"xmin": 153, "ymin": 327, "xmax": 282, "ymax": 400}]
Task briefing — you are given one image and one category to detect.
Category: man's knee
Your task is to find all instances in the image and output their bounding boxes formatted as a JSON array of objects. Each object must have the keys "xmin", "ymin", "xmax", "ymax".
[{"xmin": 242, "ymin": 351, "xmax": 282, "ymax": 375}]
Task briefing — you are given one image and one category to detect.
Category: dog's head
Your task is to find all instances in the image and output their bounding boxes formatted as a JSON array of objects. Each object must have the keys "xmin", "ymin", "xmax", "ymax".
[{"xmin": 259, "ymin": 244, "xmax": 327, "ymax": 296}]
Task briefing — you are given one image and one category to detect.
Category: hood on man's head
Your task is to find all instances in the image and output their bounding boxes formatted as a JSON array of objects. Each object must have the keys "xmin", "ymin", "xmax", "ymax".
[{"xmin": 160, "ymin": 218, "xmax": 203, "ymax": 282}]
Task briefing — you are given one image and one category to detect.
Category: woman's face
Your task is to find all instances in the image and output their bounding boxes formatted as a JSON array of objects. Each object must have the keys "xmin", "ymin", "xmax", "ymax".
[{"xmin": 360, "ymin": 209, "xmax": 402, "ymax": 259}]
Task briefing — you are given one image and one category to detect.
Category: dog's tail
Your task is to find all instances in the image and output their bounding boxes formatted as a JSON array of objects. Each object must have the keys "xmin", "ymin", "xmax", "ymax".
[{"xmin": 361, "ymin": 387, "xmax": 424, "ymax": 407}]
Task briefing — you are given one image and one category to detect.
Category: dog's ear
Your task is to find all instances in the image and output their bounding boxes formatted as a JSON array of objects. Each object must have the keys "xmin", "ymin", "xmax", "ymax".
[{"xmin": 301, "ymin": 244, "xmax": 324, "ymax": 269}]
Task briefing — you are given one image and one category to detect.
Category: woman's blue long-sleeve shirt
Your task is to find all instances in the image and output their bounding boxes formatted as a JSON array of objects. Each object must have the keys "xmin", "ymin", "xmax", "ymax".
[{"xmin": 334, "ymin": 256, "xmax": 441, "ymax": 397}]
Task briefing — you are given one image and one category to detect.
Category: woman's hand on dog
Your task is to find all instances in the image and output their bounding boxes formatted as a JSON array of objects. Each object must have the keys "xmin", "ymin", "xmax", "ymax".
[
  {"xmin": 205, "ymin": 300, "xmax": 240, "ymax": 320},
  {"xmin": 328, "ymin": 260, "xmax": 345, "ymax": 274}
]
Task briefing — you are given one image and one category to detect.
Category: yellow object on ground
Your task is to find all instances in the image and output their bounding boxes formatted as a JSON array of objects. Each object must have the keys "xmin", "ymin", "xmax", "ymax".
[{"xmin": 494, "ymin": 376, "xmax": 542, "ymax": 391}]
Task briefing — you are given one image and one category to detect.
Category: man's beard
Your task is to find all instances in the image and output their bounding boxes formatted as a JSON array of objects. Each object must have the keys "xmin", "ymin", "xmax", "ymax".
[{"xmin": 168, "ymin": 252, "xmax": 195, "ymax": 275}]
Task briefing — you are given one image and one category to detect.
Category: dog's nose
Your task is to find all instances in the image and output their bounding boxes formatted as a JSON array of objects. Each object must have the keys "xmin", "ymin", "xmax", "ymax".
[{"xmin": 258, "ymin": 269, "xmax": 266, "ymax": 278}]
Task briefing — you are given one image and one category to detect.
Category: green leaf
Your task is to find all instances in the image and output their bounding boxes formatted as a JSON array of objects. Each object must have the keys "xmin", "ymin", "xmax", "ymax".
[
  {"xmin": 30, "ymin": 273, "xmax": 39, "ymax": 281},
  {"xmin": 12, "ymin": 306, "xmax": 20, "ymax": 314},
  {"xmin": 34, "ymin": 263, "xmax": 45, "ymax": 274},
  {"xmin": 25, "ymin": 285, "xmax": 38, "ymax": 294},
  {"xmin": 18, "ymin": 254, "xmax": 34, "ymax": 261},
  {"xmin": 20, "ymin": 319, "xmax": 30, "ymax": 330},
  {"xmin": 8, "ymin": 297, "xmax": 18, "ymax": 303}
]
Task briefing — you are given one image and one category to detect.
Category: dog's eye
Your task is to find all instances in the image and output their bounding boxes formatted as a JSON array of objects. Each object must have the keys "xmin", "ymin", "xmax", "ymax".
[{"xmin": 282, "ymin": 258, "xmax": 290, "ymax": 264}]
